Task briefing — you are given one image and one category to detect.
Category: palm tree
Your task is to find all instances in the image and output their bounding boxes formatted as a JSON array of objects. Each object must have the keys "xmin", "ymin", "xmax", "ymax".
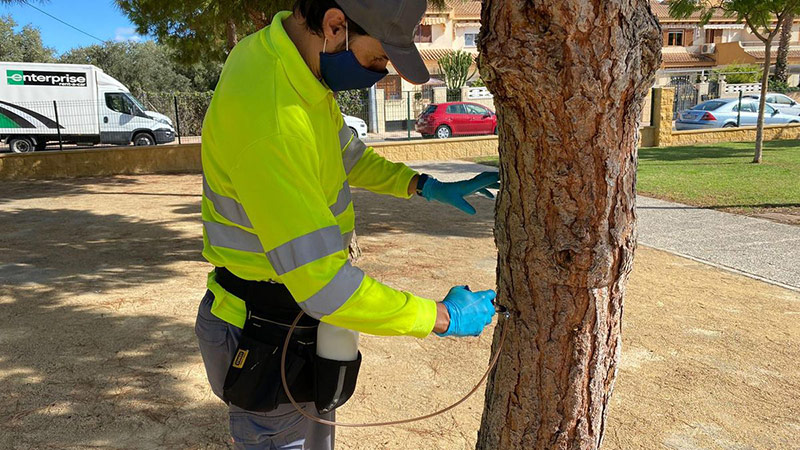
[{"xmin": 775, "ymin": 13, "xmax": 795, "ymax": 85}]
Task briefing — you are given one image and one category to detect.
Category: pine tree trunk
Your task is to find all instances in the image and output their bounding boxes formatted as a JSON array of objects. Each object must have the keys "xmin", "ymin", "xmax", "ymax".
[
  {"xmin": 475, "ymin": 1, "xmax": 661, "ymax": 449},
  {"xmin": 775, "ymin": 13, "xmax": 794, "ymax": 85},
  {"xmin": 225, "ymin": 19, "xmax": 238, "ymax": 52},
  {"xmin": 754, "ymin": 40, "xmax": 773, "ymax": 164}
]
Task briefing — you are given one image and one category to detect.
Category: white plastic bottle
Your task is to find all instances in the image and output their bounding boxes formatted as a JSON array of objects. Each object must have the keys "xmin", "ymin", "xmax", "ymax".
[{"xmin": 316, "ymin": 322, "xmax": 359, "ymax": 361}]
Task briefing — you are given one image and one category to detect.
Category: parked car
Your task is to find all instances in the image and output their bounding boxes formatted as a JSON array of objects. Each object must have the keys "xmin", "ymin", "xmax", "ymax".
[
  {"xmin": 344, "ymin": 114, "xmax": 368, "ymax": 139},
  {"xmin": 743, "ymin": 92, "xmax": 800, "ymax": 116},
  {"xmin": 675, "ymin": 98, "xmax": 800, "ymax": 130},
  {"xmin": 415, "ymin": 102, "xmax": 497, "ymax": 139}
]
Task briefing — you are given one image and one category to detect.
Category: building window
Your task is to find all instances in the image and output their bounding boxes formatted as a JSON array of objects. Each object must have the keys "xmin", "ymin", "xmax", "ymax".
[
  {"xmin": 377, "ymin": 75, "xmax": 402, "ymax": 100},
  {"xmin": 414, "ymin": 25, "xmax": 432, "ymax": 43},
  {"xmin": 465, "ymin": 33, "xmax": 479, "ymax": 47},
  {"xmin": 667, "ymin": 30, "xmax": 684, "ymax": 46}
]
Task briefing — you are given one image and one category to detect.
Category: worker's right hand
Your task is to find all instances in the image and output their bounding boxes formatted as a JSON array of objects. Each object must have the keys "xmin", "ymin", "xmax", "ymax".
[{"xmin": 435, "ymin": 286, "xmax": 496, "ymax": 337}]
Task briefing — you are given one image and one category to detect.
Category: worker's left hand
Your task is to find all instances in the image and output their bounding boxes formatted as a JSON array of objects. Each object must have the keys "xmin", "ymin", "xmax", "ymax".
[{"xmin": 421, "ymin": 172, "xmax": 500, "ymax": 215}]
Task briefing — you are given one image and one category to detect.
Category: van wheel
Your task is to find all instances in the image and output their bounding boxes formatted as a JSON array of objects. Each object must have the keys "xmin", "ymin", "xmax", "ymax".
[
  {"xmin": 435, "ymin": 125, "xmax": 451, "ymax": 139},
  {"xmin": 133, "ymin": 132, "xmax": 155, "ymax": 146},
  {"xmin": 722, "ymin": 123, "xmax": 737, "ymax": 128},
  {"xmin": 349, "ymin": 127, "xmax": 358, "ymax": 137},
  {"xmin": 9, "ymin": 137, "xmax": 35, "ymax": 153}
]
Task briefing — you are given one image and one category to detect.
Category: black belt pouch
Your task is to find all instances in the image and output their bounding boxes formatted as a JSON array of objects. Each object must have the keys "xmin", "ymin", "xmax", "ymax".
[
  {"xmin": 314, "ymin": 351, "xmax": 362, "ymax": 414},
  {"xmin": 222, "ymin": 310, "xmax": 317, "ymax": 412}
]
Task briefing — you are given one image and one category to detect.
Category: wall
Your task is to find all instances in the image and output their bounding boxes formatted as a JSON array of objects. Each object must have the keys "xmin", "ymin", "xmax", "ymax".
[
  {"xmin": 668, "ymin": 124, "xmax": 800, "ymax": 146},
  {"xmin": 715, "ymin": 41, "xmax": 757, "ymax": 65},
  {"xmin": 649, "ymin": 86, "xmax": 800, "ymax": 147},
  {"xmin": 428, "ymin": 23, "xmax": 449, "ymax": 48},
  {"xmin": 453, "ymin": 25, "xmax": 480, "ymax": 50},
  {"xmin": 371, "ymin": 135, "xmax": 497, "ymax": 161},
  {"xmin": 0, "ymin": 137, "xmax": 499, "ymax": 181},
  {"xmin": 0, "ymin": 143, "xmax": 201, "ymax": 181},
  {"xmin": 640, "ymin": 126, "xmax": 657, "ymax": 147}
]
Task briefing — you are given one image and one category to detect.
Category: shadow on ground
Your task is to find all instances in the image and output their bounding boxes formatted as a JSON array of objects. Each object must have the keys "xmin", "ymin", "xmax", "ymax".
[
  {"xmin": 352, "ymin": 188, "xmax": 495, "ymax": 240},
  {"xmin": 0, "ymin": 173, "xmax": 497, "ymax": 448},
  {"xmin": 0, "ymin": 185, "xmax": 224, "ymax": 448}
]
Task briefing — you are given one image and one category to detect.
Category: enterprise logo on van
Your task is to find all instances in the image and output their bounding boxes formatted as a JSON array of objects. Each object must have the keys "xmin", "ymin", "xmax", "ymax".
[{"xmin": 6, "ymin": 70, "xmax": 87, "ymax": 87}]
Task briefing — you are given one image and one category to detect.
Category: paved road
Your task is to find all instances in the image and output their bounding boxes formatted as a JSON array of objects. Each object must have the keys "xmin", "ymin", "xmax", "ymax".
[
  {"xmin": 409, "ymin": 160, "xmax": 800, "ymax": 290},
  {"xmin": 636, "ymin": 196, "xmax": 799, "ymax": 290}
]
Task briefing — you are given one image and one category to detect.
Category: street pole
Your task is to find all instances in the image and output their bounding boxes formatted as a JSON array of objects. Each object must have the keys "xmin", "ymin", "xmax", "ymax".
[
  {"xmin": 368, "ymin": 85, "xmax": 378, "ymax": 133},
  {"xmin": 173, "ymin": 95, "xmax": 182, "ymax": 145},
  {"xmin": 407, "ymin": 91, "xmax": 411, "ymax": 140},
  {"xmin": 53, "ymin": 101, "xmax": 63, "ymax": 151},
  {"xmin": 737, "ymin": 90, "xmax": 742, "ymax": 127}
]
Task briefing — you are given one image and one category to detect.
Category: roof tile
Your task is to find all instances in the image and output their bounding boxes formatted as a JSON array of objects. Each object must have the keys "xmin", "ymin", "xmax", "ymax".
[{"xmin": 418, "ymin": 48, "xmax": 478, "ymax": 62}]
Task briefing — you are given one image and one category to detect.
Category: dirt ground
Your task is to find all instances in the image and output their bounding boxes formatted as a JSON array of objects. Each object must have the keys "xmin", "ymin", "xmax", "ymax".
[{"xmin": 1, "ymin": 174, "xmax": 798, "ymax": 450}]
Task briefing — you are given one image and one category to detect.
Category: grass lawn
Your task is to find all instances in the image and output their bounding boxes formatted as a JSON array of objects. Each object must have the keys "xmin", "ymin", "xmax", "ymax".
[{"xmin": 468, "ymin": 140, "xmax": 800, "ymax": 224}]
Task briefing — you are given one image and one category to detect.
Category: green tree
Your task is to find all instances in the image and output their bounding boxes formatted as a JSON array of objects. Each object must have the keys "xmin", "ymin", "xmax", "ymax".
[
  {"xmin": 59, "ymin": 41, "xmax": 193, "ymax": 95},
  {"xmin": 335, "ymin": 89, "xmax": 368, "ymax": 118},
  {"xmin": 116, "ymin": 0, "xmax": 450, "ymax": 64},
  {"xmin": 115, "ymin": 0, "xmax": 293, "ymax": 64},
  {"xmin": 0, "ymin": 15, "xmax": 56, "ymax": 62},
  {"xmin": 669, "ymin": 0, "xmax": 800, "ymax": 163}
]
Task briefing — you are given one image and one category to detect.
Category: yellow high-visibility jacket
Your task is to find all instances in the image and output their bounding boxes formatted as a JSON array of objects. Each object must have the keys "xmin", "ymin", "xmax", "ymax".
[{"xmin": 201, "ymin": 11, "xmax": 436, "ymax": 338}]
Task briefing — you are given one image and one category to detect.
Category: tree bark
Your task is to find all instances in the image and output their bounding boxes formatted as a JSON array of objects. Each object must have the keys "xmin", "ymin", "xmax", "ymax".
[
  {"xmin": 225, "ymin": 19, "xmax": 238, "ymax": 52},
  {"xmin": 475, "ymin": 1, "xmax": 660, "ymax": 449},
  {"xmin": 754, "ymin": 39, "xmax": 773, "ymax": 164},
  {"xmin": 775, "ymin": 13, "xmax": 794, "ymax": 85}
]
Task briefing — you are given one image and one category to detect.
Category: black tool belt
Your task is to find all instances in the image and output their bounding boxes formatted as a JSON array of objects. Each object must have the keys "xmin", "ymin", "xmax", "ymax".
[
  {"xmin": 216, "ymin": 267, "xmax": 361, "ymax": 414},
  {"xmin": 216, "ymin": 267, "xmax": 318, "ymax": 412}
]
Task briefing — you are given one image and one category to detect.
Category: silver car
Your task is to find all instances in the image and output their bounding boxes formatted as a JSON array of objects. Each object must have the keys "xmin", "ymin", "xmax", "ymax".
[
  {"xmin": 743, "ymin": 92, "xmax": 800, "ymax": 116},
  {"xmin": 675, "ymin": 98, "xmax": 800, "ymax": 130}
]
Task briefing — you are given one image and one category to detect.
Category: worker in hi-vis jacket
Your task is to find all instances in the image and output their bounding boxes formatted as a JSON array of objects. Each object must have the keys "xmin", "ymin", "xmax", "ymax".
[{"xmin": 195, "ymin": 0, "xmax": 500, "ymax": 448}]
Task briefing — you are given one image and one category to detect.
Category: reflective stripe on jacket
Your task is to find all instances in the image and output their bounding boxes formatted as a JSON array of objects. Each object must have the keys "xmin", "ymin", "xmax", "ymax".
[{"xmin": 201, "ymin": 11, "xmax": 437, "ymax": 338}]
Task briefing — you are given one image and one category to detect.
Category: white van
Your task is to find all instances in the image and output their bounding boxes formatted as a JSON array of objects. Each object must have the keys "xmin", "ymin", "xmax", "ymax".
[{"xmin": 0, "ymin": 62, "xmax": 175, "ymax": 152}]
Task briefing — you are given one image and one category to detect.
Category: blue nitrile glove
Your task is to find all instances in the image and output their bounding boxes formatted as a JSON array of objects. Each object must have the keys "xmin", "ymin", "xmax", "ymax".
[
  {"xmin": 420, "ymin": 172, "xmax": 500, "ymax": 215},
  {"xmin": 436, "ymin": 286, "xmax": 497, "ymax": 337}
]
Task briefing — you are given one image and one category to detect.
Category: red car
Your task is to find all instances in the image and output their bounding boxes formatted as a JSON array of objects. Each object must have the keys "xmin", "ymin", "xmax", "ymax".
[{"xmin": 415, "ymin": 102, "xmax": 498, "ymax": 139}]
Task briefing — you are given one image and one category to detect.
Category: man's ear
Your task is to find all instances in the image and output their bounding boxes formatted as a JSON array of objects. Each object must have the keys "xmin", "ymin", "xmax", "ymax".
[{"xmin": 321, "ymin": 8, "xmax": 347, "ymax": 44}]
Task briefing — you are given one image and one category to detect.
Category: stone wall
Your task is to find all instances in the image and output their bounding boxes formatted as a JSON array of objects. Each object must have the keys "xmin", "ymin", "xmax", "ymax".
[
  {"xmin": 648, "ymin": 87, "xmax": 800, "ymax": 147},
  {"xmin": 372, "ymin": 136, "xmax": 498, "ymax": 161},
  {"xmin": 640, "ymin": 126, "xmax": 657, "ymax": 147},
  {"xmin": 669, "ymin": 123, "xmax": 800, "ymax": 146},
  {"xmin": 0, "ymin": 144, "xmax": 201, "ymax": 181},
  {"xmin": 0, "ymin": 137, "xmax": 499, "ymax": 181}
]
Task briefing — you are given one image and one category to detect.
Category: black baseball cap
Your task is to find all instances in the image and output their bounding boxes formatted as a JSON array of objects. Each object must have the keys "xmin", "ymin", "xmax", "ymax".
[{"xmin": 335, "ymin": 0, "xmax": 431, "ymax": 84}]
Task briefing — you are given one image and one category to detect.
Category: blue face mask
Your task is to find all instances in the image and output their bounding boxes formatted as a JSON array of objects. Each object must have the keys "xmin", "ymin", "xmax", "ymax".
[{"xmin": 319, "ymin": 26, "xmax": 387, "ymax": 92}]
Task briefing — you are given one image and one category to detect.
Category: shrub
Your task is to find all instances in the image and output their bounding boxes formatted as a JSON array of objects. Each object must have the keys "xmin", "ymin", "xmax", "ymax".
[{"xmin": 712, "ymin": 64, "xmax": 762, "ymax": 84}]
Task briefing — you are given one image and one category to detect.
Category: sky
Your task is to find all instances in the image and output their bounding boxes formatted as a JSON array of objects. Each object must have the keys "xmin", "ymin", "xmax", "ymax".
[{"xmin": 0, "ymin": 0, "xmax": 150, "ymax": 55}]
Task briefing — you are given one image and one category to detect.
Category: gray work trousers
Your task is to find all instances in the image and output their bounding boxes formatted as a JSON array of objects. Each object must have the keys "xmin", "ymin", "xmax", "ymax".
[{"xmin": 195, "ymin": 291, "xmax": 334, "ymax": 449}]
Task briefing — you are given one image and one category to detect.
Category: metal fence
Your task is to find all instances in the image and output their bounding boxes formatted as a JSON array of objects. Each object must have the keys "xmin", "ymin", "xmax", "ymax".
[
  {"xmin": 1, "ymin": 88, "xmax": 503, "ymax": 153},
  {"xmin": 139, "ymin": 91, "xmax": 213, "ymax": 138},
  {"xmin": 669, "ymin": 76, "xmax": 700, "ymax": 119},
  {"xmin": 0, "ymin": 93, "xmax": 211, "ymax": 153}
]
